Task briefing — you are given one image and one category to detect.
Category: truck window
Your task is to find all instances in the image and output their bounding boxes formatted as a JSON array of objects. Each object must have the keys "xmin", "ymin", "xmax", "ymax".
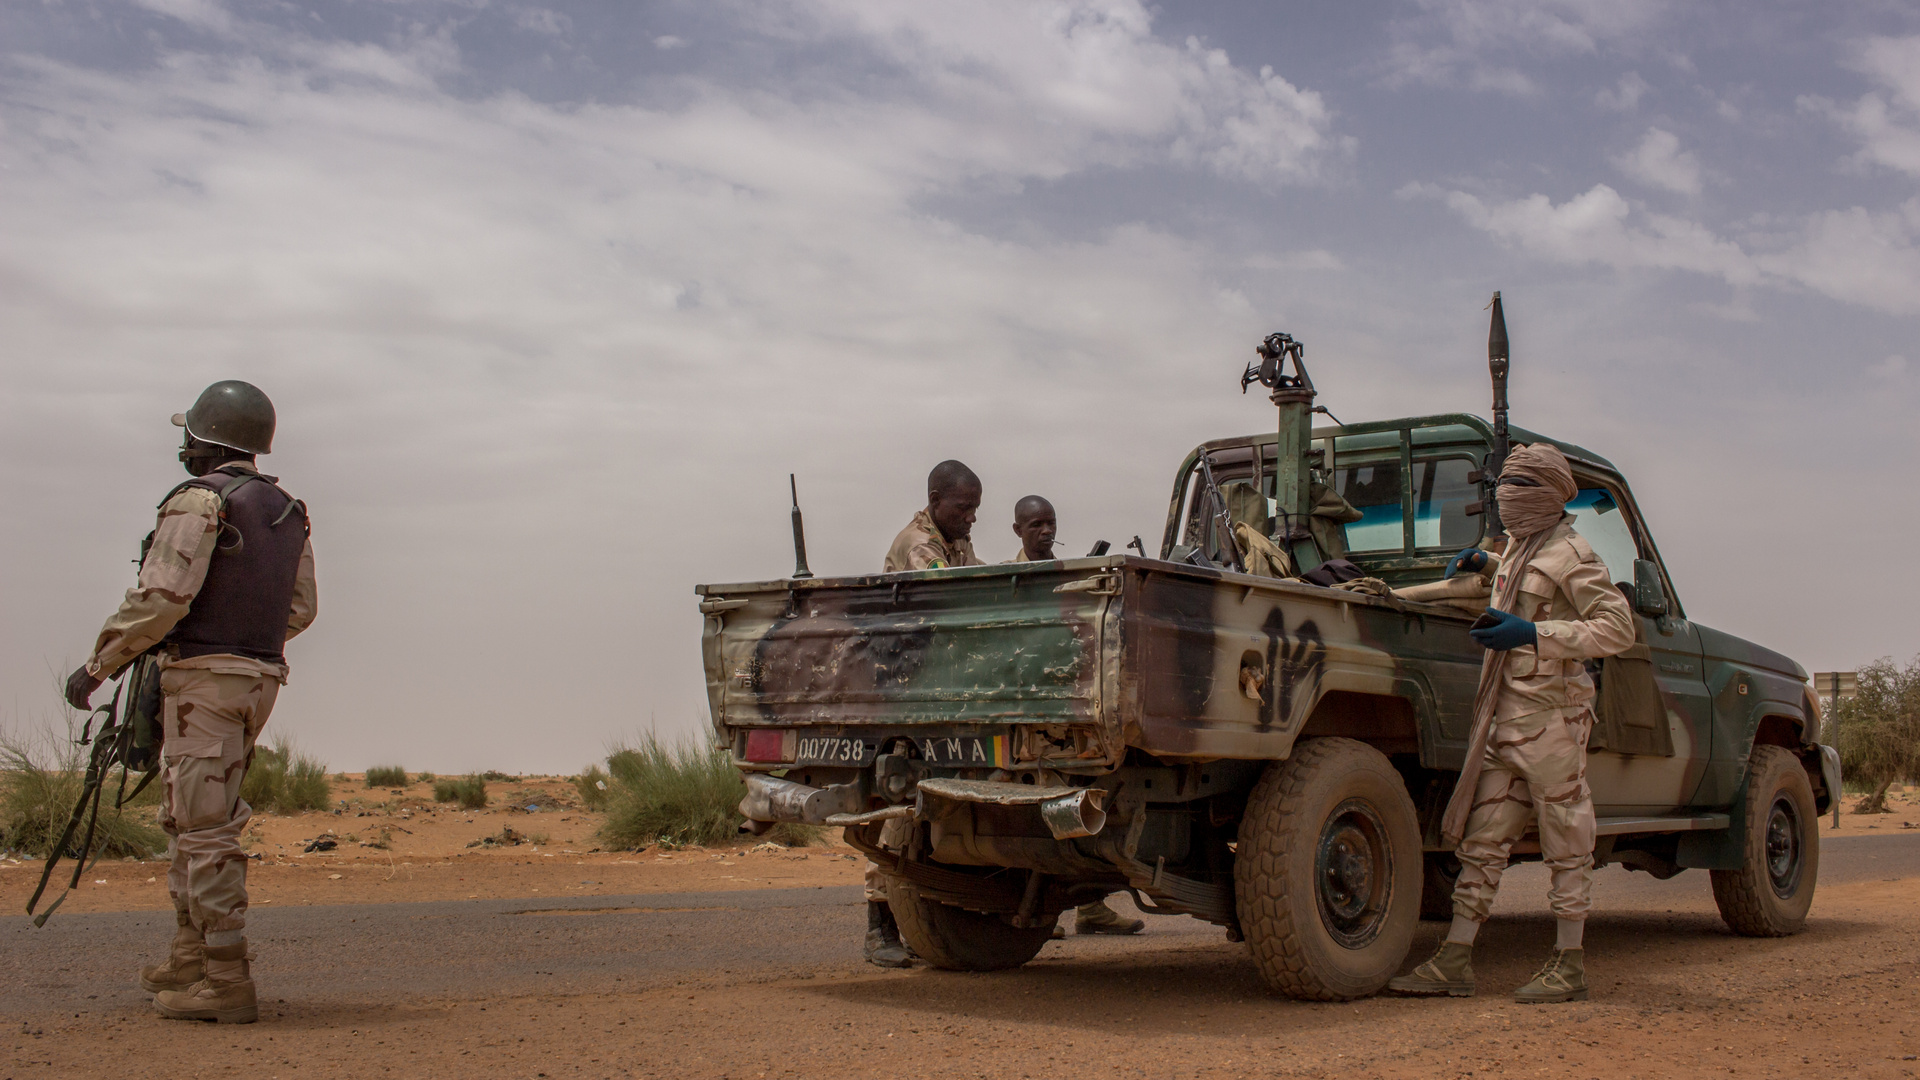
[
  {"xmin": 1336, "ymin": 462, "xmax": 1403, "ymax": 553},
  {"xmin": 1414, "ymin": 458, "xmax": 1482, "ymax": 550},
  {"xmin": 1566, "ymin": 488, "xmax": 1637, "ymax": 586}
]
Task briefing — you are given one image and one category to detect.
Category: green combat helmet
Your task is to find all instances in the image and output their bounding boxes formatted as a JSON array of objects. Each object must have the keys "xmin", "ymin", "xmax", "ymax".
[{"xmin": 173, "ymin": 380, "xmax": 276, "ymax": 455}]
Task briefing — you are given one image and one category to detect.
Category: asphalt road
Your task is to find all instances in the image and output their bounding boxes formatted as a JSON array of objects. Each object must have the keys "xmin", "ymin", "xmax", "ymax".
[{"xmin": 7, "ymin": 833, "xmax": 1916, "ymax": 1021}]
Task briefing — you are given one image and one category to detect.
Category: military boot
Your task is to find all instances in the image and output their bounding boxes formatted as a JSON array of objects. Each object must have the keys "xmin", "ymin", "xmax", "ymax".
[
  {"xmin": 1513, "ymin": 947, "xmax": 1587, "ymax": 1004},
  {"xmin": 155, "ymin": 941, "xmax": 258, "ymax": 1023},
  {"xmin": 1074, "ymin": 899, "xmax": 1145, "ymax": 936},
  {"xmin": 863, "ymin": 901, "xmax": 912, "ymax": 969},
  {"xmin": 1386, "ymin": 941, "xmax": 1476, "ymax": 997},
  {"xmin": 139, "ymin": 907, "xmax": 204, "ymax": 994}
]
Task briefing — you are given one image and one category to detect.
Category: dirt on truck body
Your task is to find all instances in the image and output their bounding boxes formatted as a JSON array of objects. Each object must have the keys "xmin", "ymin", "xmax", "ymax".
[{"xmin": 697, "ymin": 322, "xmax": 1841, "ymax": 1001}]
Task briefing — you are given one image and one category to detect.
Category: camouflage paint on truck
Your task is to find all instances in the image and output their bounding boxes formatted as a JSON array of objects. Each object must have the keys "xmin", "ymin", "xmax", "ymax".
[{"xmin": 699, "ymin": 411, "xmax": 1836, "ymax": 993}]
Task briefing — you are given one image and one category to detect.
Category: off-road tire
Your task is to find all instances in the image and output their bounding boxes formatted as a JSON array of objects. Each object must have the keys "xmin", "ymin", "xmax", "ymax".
[
  {"xmin": 1711, "ymin": 744, "xmax": 1819, "ymax": 936},
  {"xmin": 1420, "ymin": 852, "xmax": 1462, "ymax": 921},
  {"xmin": 888, "ymin": 878, "xmax": 1056, "ymax": 972},
  {"xmin": 1235, "ymin": 738, "xmax": 1423, "ymax": 1000}
]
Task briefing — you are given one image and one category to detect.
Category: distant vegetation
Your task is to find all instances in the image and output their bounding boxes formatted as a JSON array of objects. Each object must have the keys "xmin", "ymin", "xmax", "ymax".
[
  {"xmin": 575, "ymin": 764, "xmax": 611, "ymax": 811},
  {"xmin": 364, "ymin": 765, "xmax": 408, "ymax": 788},
  {"xmin": 434, "ymin": 774, "xmax": 489, "ymax": 809},
  {"xmin": 0, "ymin": 723, "xmax": 165, "ymax": 859},
  {"xmin": 481, "ymin": 770, "xmax": 513, "ymax": 782},
  {"xmin": 1835, "ymin": 654, "xmax": 1920, "ymax": 814},
  {"xmin": 593, "ymin": 733, "xmax": 819, "ymax": 849},
  {"xmin": 416, "ymin": 771, "xmax": 437, "ymax": 784},
  {"xmin": 242, "ymin": 741, "xmax": 333, "ymax": 814}
]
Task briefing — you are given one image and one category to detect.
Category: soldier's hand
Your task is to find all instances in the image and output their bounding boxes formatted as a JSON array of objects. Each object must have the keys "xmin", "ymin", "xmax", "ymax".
[
  {"xmin": 64, "ymin": 666, "xmax": 102, "ymax": 711},
  {"xmin": 1445, "ymin": 548, "xmax": 1490, "ymax": 579},
  {"xmin": 1469, "ymin": 608, "xmax": 1537, "ymax": 652}
]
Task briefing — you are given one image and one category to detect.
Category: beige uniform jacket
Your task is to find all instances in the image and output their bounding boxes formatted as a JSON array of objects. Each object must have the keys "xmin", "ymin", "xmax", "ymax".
[
  {"xmin": 86, "ymin": 470, "xmax": 318, "ymax": 684},
  {"xmin": 1491, "ymin": 518, "xmax": 1635, "ymax": 723},
  {"xmin": 884, "ymin": 509, "xmax": 978, "ymax": 572}
]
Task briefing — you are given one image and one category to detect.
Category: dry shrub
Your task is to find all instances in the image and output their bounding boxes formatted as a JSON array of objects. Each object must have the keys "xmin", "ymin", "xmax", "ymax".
[
  {"xmin": 241, "ymin": 740, "xmax": 333, "ymax": 814},
  {"xmin": 0, "ymin": 721, "xmax": 166, "ymax": 859},
  {"xmin": 364, "ymin": 765, "xmax": 408, "ymax": 788},
  {"xmin": 596, "ymin": 733, "xmax": 820, "ymax": 850},
  {"xmin": 434, "ymin": 774, "xmax": 488, "ymax": 809},
  {"xmin": 1835, "ymin": 655, "xmax": 1920, "ymax": 814}
]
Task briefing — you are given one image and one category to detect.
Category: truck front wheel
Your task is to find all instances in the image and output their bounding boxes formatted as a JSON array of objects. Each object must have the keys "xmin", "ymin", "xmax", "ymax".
[
  {"xmin": 888, "ymin": 878, "xmax": 1056, "ymax": 971},
  {"xmin": 1711, "ymin": 744, "xmax": 1819, "ymax": 936},
  {"xmin": 1235, "ymin": 737, "xmax": 1422, "ymax": 1000}
]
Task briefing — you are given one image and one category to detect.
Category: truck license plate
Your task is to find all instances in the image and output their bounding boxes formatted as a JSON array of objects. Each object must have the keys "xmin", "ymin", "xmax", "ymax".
[
  {"xmin": 794, "ymin": 736, "xmax": 877, "ymax": 765},
  {"xmin": 792, "ymin": 734, "xmax": 1014, "ymax": 768}
]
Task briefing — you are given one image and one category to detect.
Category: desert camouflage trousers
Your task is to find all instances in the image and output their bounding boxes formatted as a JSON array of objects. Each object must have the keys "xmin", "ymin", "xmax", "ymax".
[
  {"xmin": 863, "ymin": 817, "xmax": 913, "ymax": 902},
  {"xmin": 159, "ymin": 666, "xmax": 279, "ymax": 946},
  {"xmin": 1452, "ymin": 706, "xmax": 1596, "ymax": 923}
]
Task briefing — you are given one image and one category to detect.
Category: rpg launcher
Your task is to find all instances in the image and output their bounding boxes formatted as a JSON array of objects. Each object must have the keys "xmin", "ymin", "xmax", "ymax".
[{"xmin": 1468, "ymin": 292, "xmax": 1512, "ymax": 539}]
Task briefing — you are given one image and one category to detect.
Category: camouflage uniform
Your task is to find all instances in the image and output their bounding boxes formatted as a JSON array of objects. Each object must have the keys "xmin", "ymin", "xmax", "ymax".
[
  {"xmin": 866, "ymin": 510, "xmax": 979, "ymax": 901},
  {"xmin": 884, "ymin": 509, "xmax": 978, "ymax": 574},
  {"xmin": 1451, "ymin": 519, "xmax": 1633, "ymax": 925},
  {"xmin": 87, "ymin": 473, "xmax": 318, "ymax": 946}
]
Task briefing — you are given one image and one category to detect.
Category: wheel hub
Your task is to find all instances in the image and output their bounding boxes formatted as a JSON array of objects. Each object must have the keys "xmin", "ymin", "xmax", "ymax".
[
  {"xmin": 1315, "ymin": 798, "xmax": 1393, "ymax": 949},
  {"xmin": 1764, "ymin": 794, "xmax": 1802, "ymax": 899}
]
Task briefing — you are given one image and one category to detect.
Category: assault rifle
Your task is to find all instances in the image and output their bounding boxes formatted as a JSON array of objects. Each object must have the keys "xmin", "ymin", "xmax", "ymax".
[
  {"xmin": 26, "ymin": 656, "xmax": 163, "ymax": 926},
  {"xmin": 1196, "ymin": 451, "xmax": 1245, "ymax": 573}
]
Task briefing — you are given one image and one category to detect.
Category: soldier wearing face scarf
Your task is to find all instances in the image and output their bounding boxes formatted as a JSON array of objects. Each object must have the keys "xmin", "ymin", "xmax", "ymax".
[{"xmin": 1389, "ymin": 443, "xmax": 1634, "ymax": 1004}]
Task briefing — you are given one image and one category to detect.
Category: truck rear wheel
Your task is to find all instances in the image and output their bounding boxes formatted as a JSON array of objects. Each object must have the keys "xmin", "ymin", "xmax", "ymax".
[
  {"xmin": 1235, "ymin": 738, "xmax": 1422, "ymax": 1000},
  {"xmin": 888, "ymin": 878, "xmax": 1056, "ymax": 972},
  {"xmin": 1711, "ymin": 744, "xmax": 1819, "ymax": 936}
]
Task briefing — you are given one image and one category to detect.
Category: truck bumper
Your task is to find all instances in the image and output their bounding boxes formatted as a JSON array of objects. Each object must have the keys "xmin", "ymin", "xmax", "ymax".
[{"xmin": 737, "ymin": 773, "xmax": 1108, "ymax": 840}]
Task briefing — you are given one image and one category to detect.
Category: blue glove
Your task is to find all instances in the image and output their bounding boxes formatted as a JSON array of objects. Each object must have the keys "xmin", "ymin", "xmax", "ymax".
[
  {"xmin": 1470, "ymin": 607, "xmax": 1537, "ymax": 651},
  {"xmin": 1445, "ymin": 548, "xmax": 1489, "ymax": 579}
]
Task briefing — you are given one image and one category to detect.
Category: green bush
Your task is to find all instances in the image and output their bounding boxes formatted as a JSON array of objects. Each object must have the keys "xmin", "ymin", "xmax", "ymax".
[
  {"xmin": 481, "ymin": 770, "xmax": 512, "ymax": 781},
  {"xmin": 0, "ymin": 723, "xmax": 166, "ymax": 859},
  {"xmin": 434, "ymin": 774, "xmax": 488, "ymax": 809},
  {"xmin": 241, "ymin": 741, "xmax": 333, "ymax": 814},
  {"xmin": 416, "ymin": 771, "xmax": 436, "ymax": 784},
  {"xmin": 575, "ymin": 765, "xmax": 610, "ymax": 811},
  {"xmin": 364, "ymin": 765, "xmax": 408, "ymax": 788},
  {"xmin": 596, "ymin": 733, "xmax": 821, "ymax": 850}
]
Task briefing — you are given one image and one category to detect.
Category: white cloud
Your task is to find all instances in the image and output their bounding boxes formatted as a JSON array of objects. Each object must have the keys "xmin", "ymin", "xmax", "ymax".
[
  {"xmin": 1612, "ymin": 127, "xmax": 1701, "ymax": 195},
  {"xmin": 1595, "ymin": 71, "xmax": 1650, "ymax": 112},
  {"xmin": 771, "ymin": 1, "xmax": 1350, "ymax": 184},
  {"xmin": 653, "ymin": 35, "xmax": 686, "ymax": 50},
  {"xmin": 1385, "ymin": 0, "xmax": 1666, "ymax": 94},
  {"xmin": 131, "ymin": 0, "xmax": 236, "ymax": 35},
  {"xmin": 1414, "ymin": 182, "xmax": 1753, "ymax": 282},
  {"xmin": 1869, "ymin": 354, "xmax": 1908, "ymax": 379},
  {"xmin": 1417, "ymin": 182, "xmax": 1920, "ymax": 315},
  {"xmin": 1819, "ymin": 35, "xmax": 1920, "ymax": 177}
]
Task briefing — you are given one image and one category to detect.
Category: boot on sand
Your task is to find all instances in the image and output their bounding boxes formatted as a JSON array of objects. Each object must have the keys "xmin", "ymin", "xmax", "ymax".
[
  {"xmin": 864, "ymin": 901, "xmax": 912, "ymax": 969},
  {"xmin": 155, "ymin": 941, "xmax": 258, "ymax": 1023},
  {"xmin": 139, "ymin": 907, "xmax": 204, "ymax": 994},
  {"xmin": 1075, "ymin": 899, "xmax": 1145, "ymax": 936},
  {"xmin": 1386, "ymin": 941, "xmax": 1476, "ymax": 997},
  {"xmin": 1513, "ymin": 947, "xmax": 1587, "ymax": 1004}
]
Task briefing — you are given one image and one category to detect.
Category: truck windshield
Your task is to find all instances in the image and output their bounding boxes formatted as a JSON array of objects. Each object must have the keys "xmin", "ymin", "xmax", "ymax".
[{"xmin": 1566, "ymin": 488, "xmax": 1637, "ymax": 587}]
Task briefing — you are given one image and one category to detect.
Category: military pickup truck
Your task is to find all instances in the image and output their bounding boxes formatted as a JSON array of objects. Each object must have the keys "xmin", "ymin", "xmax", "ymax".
[{"xmin": 697, "ymin": 324, "xmax": 1841, "ymax": 1001}]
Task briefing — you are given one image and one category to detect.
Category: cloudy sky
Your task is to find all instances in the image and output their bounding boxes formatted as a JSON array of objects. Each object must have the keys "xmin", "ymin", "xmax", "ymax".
[{"xmin": 4, "ymin": 0, "xmax": 1916, "ymax": 773}]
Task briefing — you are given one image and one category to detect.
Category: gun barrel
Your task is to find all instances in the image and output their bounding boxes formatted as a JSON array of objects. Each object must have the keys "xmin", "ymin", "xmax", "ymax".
[{"xmin": 1484, "ymin": 291, "xmax": 1511, "ymax": 537}]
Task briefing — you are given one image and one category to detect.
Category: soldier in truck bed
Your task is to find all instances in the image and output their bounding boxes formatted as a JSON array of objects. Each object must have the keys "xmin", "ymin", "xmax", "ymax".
[
  {"xmin": 1388, "ymin": 442, "xmax": 1634, "ymax": 1005},
  {"xmin": 865, "ymin": 460, "xmax": 985, "ymax": 966},
  {"xmin": 1002, "ymin": 495, "xmax": 1145, "ymax": 939}
]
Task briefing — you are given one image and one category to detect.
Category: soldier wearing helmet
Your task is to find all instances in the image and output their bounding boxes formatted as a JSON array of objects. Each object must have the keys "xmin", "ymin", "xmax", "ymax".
[{"xmin": 64, "ymin": 381, "xmax": 318, "ymax": 1025}]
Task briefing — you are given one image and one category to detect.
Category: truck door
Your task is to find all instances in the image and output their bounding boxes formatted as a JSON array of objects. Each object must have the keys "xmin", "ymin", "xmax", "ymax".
[{"xmin": 1565, "ymin": 485, "xmax": 1712, "ymax": 816}]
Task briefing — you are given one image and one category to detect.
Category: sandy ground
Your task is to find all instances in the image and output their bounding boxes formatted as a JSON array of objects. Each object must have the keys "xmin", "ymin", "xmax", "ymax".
[{"xmin": 4, "ymin": 776, "xmax": 1918, "ymax": 1079}]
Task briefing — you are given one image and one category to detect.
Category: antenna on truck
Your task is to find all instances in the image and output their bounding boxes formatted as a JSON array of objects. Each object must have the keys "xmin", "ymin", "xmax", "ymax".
[{"xmin": 789, "ymin": 474, "xmax": 813, "ymax": 579}]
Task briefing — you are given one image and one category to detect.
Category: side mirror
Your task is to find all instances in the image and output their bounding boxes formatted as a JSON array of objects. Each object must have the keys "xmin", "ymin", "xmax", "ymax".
[{"xmin": 1632, "ymin": 559, "xmax": 1669, "ymax": 618}]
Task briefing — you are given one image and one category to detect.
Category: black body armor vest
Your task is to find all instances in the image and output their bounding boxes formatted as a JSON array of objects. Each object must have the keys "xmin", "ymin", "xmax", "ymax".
[{"xmin": 160, "ymin": 465, "xmax": 309, "ymax": 663}]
